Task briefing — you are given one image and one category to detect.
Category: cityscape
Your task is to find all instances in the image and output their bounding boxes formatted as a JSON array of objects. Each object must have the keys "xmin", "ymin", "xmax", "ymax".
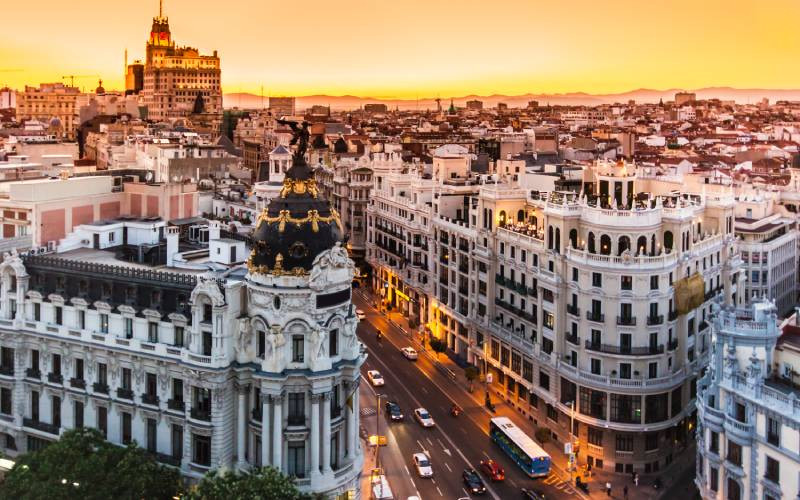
[{"xmin": 0, "ymin": 1, "xmax": 799, "ymax": 499}]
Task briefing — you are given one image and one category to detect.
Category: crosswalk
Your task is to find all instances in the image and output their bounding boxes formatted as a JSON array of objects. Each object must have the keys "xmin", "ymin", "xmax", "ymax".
[
  {"xmin": 360, "ymin": 407, "xmax": 377, "ymax": 417},
  {"xmin": 542, "ymin": 472, "xmax": 578, "ymax": 495}
]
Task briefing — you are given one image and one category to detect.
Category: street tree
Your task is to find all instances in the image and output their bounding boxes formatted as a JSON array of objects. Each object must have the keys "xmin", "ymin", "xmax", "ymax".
[
  {"xmin": 429, "ymin": 338, "xmax": 447, "ymax": 360},
  {"xmin": 464, "ymin": 365, "xmax": 479, "ymax": 392},
  {"xmin": 187, "ymin": 466, "xmax": 315, "ymax": 500},
  {"xmin": 0, "ymin": 427, "xmax": 183, "ymax": 500}
]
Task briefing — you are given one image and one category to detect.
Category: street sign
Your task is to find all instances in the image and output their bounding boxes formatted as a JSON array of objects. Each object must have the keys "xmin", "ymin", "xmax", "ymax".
[
  {"xmin": 486, "ymin": 373, "xmax": 493, "ymax": 384},
  {"xmin": 564, "ymin": 442, "xmax": 572, "ymax": 455}
]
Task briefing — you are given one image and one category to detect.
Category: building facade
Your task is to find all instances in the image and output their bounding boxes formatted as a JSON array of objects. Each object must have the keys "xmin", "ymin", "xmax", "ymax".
[
  {"xmin": 695, "ymin": 300, "xmax": 800, "ymax": 500},
  {"xmin": 15, "ymin": 84, "xmax": 84, "ymax": 140}
]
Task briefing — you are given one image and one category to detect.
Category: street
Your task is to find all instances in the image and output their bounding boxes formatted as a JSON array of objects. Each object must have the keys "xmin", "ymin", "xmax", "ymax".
[{"xmin": 354, "ymin": 290, "xmax": 582, "ymax": 500}]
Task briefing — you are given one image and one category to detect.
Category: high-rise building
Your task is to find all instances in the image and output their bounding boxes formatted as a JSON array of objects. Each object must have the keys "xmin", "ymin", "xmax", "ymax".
[
  {"xmin": 466, "ymin": 100, "xmax": 483, "ymax": 111},
  {"xmin": 125, "ymin": 60, "xmax": 144, "ymax": 95},
  {"xmin": 269, "ymin": 97, "xmax": 296, "ymax": 118},
  {"xmin": 140, "ymin": 5, "xmax": 221, "ymax": 121},
  {"xmin": 675, "ymin": 92, "xmax": 697, "ymax": 106}
]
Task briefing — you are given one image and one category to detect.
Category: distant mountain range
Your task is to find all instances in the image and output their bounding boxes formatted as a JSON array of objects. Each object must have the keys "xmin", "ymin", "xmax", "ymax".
[{"xmin": 222, "ymin": 87, "xmax": 800, "ymax": 112}]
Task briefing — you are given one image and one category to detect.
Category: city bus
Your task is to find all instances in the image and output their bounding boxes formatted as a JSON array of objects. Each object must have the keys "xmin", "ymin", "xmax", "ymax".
[{"xmin": 489, "ymin": 417, "xmax": 551, "ymax": 478}]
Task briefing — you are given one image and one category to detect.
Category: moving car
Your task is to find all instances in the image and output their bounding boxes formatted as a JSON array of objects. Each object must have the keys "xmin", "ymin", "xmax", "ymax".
[
  {"xmin": 401, "ymin": 347, "xmax": 418, "ymax": 360},
  {"xmin": 412, "ymin": 452, "xmax": 433, "ymax": 477},
  {"xmin": 367, "ymin": 370, "xmax": 385, "ymax": 386},
  {"xmin": 480, "ymin": 459, "xmax": 505, "ymax": 481},
  {"xmin": 462, "ymin": 468, "xmax": 487, "ymax": 495},
  {"xmin": 385, "ymin": 401, "xmax": 404, "ymax": 421},
  {"xmin": 413, "ymin": 408, "xmax": 435, "ymax": 427},
  {"xmin": 356, "ymin": 309, "xmax": 366, "ymax": 320},
  {"xmin": 521, "ymin": 488, "xmax": 546, "ymax": 499}
]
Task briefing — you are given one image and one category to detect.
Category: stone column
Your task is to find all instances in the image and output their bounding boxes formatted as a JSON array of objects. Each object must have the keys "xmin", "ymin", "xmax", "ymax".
[
  {"xmin": 321, "ymin": 391, "xmax": 332, "ymax": 473},
  {"xmin": 271, "ymin": 394, "xmax": 283, "ymax": 471},
  {"xmin": 346, "ymin": 381, "xmax": 359, "ymax": 458},
  {"xmin": 310, "ymin": 393, "xmax": 321, "ymax": 476},
  {"xmin": 236, "ymin": 386, "xmax": 247, "ymax": 468},
  {"xmin": 261, "ymin": 392, "xmax": 270, "ymax": 468}
]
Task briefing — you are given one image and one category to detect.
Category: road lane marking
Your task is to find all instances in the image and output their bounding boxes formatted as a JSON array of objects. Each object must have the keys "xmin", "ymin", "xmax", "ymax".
[
  {"xmin": 421, "ymin": 387, "xmax": 429, "ymax": 394},
  {"xmin": 482, "ymin": 451, "xmax": 491, "ymax": 460},
  {"xmin": 436, "ymin": 438, "xmax": 445, "ymax": 449},
  {"xmin": 442, "ymin": 449, "xmax": 451, "ymax": 456},
  {"xmin": 417, "ymin": 439, "xmax": 425, "ymax": 450},
  {"xmin": 509, "ymin": 478, "xmax": 518, "ymax": 488},
  {"xmin": 431, "ymin": 478, "xmax": 436, "ymax": 485},
  {"xmin": 426, "ymin": 437, "xmax": 434, "ymax": 446},
  {"xmin": 444, "ymin": 462, "xmax": 453, "ymax": 472},
  {"xmin": 462, "ymin": 488, "xmax": 471, "ymax": 497},
  {"xmin": 436, "ymin": 486, "xmax": 443, "ymax": 496},
  {"xmin": 404, "ymin": 465, "xmax": 411, "ymax": 476}
]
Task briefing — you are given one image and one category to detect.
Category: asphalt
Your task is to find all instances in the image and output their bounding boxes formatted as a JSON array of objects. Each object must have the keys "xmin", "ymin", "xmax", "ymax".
[{"xmin": 354, "ymin": 291, "xmax": 582, "ymax": 500}]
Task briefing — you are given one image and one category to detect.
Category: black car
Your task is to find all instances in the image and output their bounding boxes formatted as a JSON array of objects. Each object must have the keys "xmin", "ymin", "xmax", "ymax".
[
  {"xmin": 521, "ymin": 488, "xmax": 546, "ymax": 499},
  {"xmin": 462, "ymin": 468, "xmax": 487, "ymax": 495},
  {"xmin": 385, "ymin": 401, "xmax": 404, "ymax": 421}
]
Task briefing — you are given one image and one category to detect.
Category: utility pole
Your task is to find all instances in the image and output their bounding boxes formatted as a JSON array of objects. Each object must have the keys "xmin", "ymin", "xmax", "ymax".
[{"xmin": 376, "ymin": 393, "xmax": 383, "ymax": 469}]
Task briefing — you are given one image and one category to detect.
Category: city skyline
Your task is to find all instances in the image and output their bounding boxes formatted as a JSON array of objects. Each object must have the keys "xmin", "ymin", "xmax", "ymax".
[{"xmin": 1, "ymin": 0, "xmax": 798, "ymax": 98}]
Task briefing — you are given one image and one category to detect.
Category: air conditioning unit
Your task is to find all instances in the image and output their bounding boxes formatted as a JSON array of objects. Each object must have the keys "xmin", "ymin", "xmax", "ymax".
[
  {"xmin": 38, "ymin": 247, "xmax": 47, "ymax": 254},
  {"xmin": 782, "ymin": 363, "xmax": 793, "ymax": 380},
  {"xmin": 81, "ymin": 239, "xmax": 90, "ymax": 245}
]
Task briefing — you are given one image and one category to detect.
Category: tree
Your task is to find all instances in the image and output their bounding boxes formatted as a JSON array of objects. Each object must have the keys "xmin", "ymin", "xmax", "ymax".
[
  {"xmin": 429, "ymin": 338, "xmax": 447, "ymax": 360},
  {"xmin": 0, "ymin": 428, "xmax": 183, "ymax": 500},
  {"xmin": 464, "ymin": 365, "xmax": 479, "ymax": 392},
  {"xmin": 187, "ymin": 466, "xmax": 313, "ymax": 500}
]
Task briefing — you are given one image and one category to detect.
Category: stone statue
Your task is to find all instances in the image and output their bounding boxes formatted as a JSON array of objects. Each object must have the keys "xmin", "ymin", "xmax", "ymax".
[
  {"xmin": 311, "ymin": 326, "xmax": 327, "ymax": 359},
  {"xmin": 237, "ymin": 318, "xmax": 252, "ymax": 354},
  {"xmin": 277, "ymin": 118, "xmax": 311, "ymax": 166}
]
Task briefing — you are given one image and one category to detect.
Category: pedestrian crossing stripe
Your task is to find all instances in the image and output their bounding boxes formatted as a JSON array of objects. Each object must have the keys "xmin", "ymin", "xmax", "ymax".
[{"xmin": 360, "ymin": 407, "xmax": 377, "ymax": 416}]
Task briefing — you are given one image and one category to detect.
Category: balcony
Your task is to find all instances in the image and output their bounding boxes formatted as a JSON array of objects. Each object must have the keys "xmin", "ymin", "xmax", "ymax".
[
  {"xmin": 668, "ymin": 310, "xmax": 679, "ymax": 321},
  {"xmin": 724, "ymin": 416, "xmax": 753, "ymax": 441},
  {"xmin": 527, "ymin": 286, "xmax": 538, "ymax": 297},
  {"xmin": 47, "ymin": 373, "xmax": 63, "ymax": 384},
  {"xmin": 567, "ymin": 304, "xmax": 580, "ymax": 316},
  {"xmin": 287, "ymin": 415, "xmax": 306, "ymax": 427},
  {"xmin": 70, "ymin": 378, "xmax": 86, "ymax": 389},
  {"xmin": 667, "ymin": 339, "xmax": 679, "ymax": 351},
  {"xmin": 495, "ymin": 274, "xmax": 506, "ymax": 285},
  {"xmin": 154, "ymin": 452, "xmax": 182, "ymax": 468},
  {"xmin": 584, "ymin": 340, "xmax": 664, "ymax": 356},
  {"xmin": 251, "ymin": 407, "xmax": 262, "ymax": 421},
  {"xmin": 566, "ymin": 333, "xmax": 579, "ymax": 345},
  {"xmin": 25, "ymin": 368, "xmax": 41, "ymax": 379},
  {"xmin": 190, "ymin": 408, "xmax": 211, "ymax": 422},
  {"xmin": 167, "ymin": 398, "xmax": 185, "ymax": 412},
  {"xmin": 23, "ymin": 417, "xmax": 59, "ymax": 435},
  {"xmin": 0, "ymin": 365, "xmax": 13, "ymax": 376},
  {"xmin": 93, "ymin": 382, "xmax": 109, "ymax": 394},
  {"xmin": 617, "ymin": 316, "xmax": 636, "ymax": 326},
  {"xmin": 142, "ymin": 393, "xmax": 160, "ymax": 406},
  {"xmin": 647, "ymin": 315, "xmax": 664, "ymax": 326},
  {"xmin": 117, "ymin": 387, "xmax": 134, "ymax": 400},
  {"xmin": 586, "ymin": 311, "xmax": 605, "ymax": 323}
]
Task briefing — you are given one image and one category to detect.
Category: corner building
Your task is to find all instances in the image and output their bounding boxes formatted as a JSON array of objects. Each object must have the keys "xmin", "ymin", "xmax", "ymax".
[{"xmin": 0, "ymin": 157, "xmax": 363, "ymax": 498}]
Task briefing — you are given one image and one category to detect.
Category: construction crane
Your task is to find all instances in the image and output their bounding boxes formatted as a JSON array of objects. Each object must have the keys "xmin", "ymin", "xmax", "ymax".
[{"xmin": 61, "ymin": 75, "xmax": 99, "ymax": 87}]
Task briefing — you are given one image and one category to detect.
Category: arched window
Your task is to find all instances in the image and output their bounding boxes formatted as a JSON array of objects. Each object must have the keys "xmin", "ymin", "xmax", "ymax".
[
  {"xmin": 498, "ymin": 211, "xmax": 507, "ymax": 227},
  {"xmin": 650, "ymin": 234, "xmax": 657, "ymax": 256},
  {"xmin": 517, "ymin": 210, "xmax": 525, "ymax": 223},
  {"xmin": 483, "ymin": 208, "xmax": 488, "ymax": 229},
  {"xmin": 569, "ymin": 229, "xmax": 578, "ymax": 249},
  {"xmin": 664, "ymin": 231, "xmax": 674, "ymax": 252},
  {"xmin": 600, "ymin": 234, "xmax": 612, "ymax": 255},
  {"xmin": 636, "ymin": 236, "xmax": 647, "ymax": 255},
  {"xmin": 547, "ymin": 226, "xmax": 554, "ymax": 250},
  {"xmin": 726, "ymin": 478, "xmax": 740, "ymax": 500},
  {"xmin": 554, "ymin": 228, "xmax": 561, "ymax": 253},
  {"xmin": 530, "ymin": 215, "xmax": 538, "ymax": 229},
  {"xmin": 588, "ymin": 232, "xmax": 596, "ymax": 253},
  {"xmin": 617, "ymin": 235, "xmax": 631, "ymax": 256}
]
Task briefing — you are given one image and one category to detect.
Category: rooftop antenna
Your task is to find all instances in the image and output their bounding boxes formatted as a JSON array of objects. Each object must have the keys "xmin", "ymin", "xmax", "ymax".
[
  {"xmin": 261, "ymin": 85, "xmax": 264, "ymax": 109},
  {"xmin": 159, "ymin": 0, "xmax": 163, "ymax": 18}
]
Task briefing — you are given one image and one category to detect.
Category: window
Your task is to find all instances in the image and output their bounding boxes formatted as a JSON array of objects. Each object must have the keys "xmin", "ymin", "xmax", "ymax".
[
  {"xmin": 174, "ymin": 326, "xmax": 185, "ymax": 347},
  {"xmin": 588, "ymin": 427, "xmax": 603, "ymax": 446},
  {"xmin": 572, "ymin": 268, "xmax": 578, "ymax": 282},
  {"xmin": 171, "ymin": 424, "xmax": 183, "ymax": 460},
  {"xmin": 148, "ymin": 322, "xmax": 158, "ymax": 343},
  {"xmin": 52, "ymin": 353, "xmax": 61, "ymax": 377},
  {"xmin": 192, "ymin": 434, "xmax": 211, "ymax": 466},
  {"xmin": 292, "ymin": 335, "xmax": 304, "ymax": 362},
  {"xmin": 74, "ymin": 401, "xmax": 84, "ymax": 428},
  {"xmin": 123, "ymin": 317, "xmax": 133, "ymax": 338},
  {"xmin": 542, "ymin": 311, "xmax": 554, "ymax": 330},
  {"xmin": 610, "ymin": 394, "xmax": 641, "ymax": 423},
  {"xmin": 146, "ymin": 373, "xmax": 157, "ymax": 398},
  {"xmin": 592, "ymin": 272, "xmax": 602, "ymax": 287},
  {"xmin": 709, "ymin": 431, "xmax": 719, "ymax": 454},
  {"xmin": 54, "ymin": 306, "xmax": 62, "ymax": 325},
  {"xmin": 615, "ymin": 434, "xmax": 633, "ymax": 452},
  {"xmin": 619, "ymin": 363, "xmax": 631, "ymax": 379},
  {"xmin": 727, "ymin": 477, "xmax": 740, "ymax": 500},
  {"xmin": 648, "ymin": 362, "xmax": 657, "ymax": 379},
  {"xmin": 764, "ymin": 455, "xmax": 779, "ymax": 483},
  {"xmin": 33, "ymin": 302, "xmax": 40, "ymax": 321},
  {"xmin": 122, "ymin": 368, "xmax": 132, "ymax": 390},
  {"xmin": 727, "ymin": 441, "xmax": 742, "ymax": 467},
  {"xmin": 122, "ymin": 412, "xmax": 132, "ymax": 444},
  {"xmin": 650, "ymin": 275, "xmax": 659, "ymax": 290},
  {"xmin": 541, "ymin": 337, "xmax": 553, "ymax": 355},
  {"xmin": 0, "ymin": 388, "xmax": 11, "ymax": 415},
  {"xmin": 539, "ymin": 371, "xmax": 550, "ymax": 391},
  {"xmin": 100, "ymin": 314, "xmax": 109, "ymax": 334},
  {"xmin": 621, "ymin": 275, "xmax": 632, "ymax": 290},
  {"xmin": 287, "ymin": 441, "xmax": 305, "ymax": 478},
  {"xmin": 767, "ymin": 417, "xmax": 780, "ymax": 446},
  {"xmin": 579, "ymin": 387, "xmax": 607, "ymax": 419},
  {"xmin": 98, "ymin": 406, "xmax": 107, "ymax": 438},
  {"xmin": 172, "ymin": 378, "xmax": 184, "ymax": 402},
  {"xmin": 709, "ymin": 466, "xmax": 718, "ymax": 492},
  {"xmin": 78, "ymin": 310, "xmax": 85, "ymax": 329},
  {"xmin": 288, "ymin": 393, "xmax": 305, "ymax": 425},
  {"xmin": 546, "ymin": 404, "xmax": 558, "ymax": 422},
  {"xmin": 591, "ymin": 358, "xmax": 601, "ymax": 375},
  {"xmin": 645, "ymin": 432, "xmax": 658, "ymax": 451},
  {"xmin": 329, "ymin": 329, "xmax": 338, "ymax": 356},
  {"xmin": 146, "ymin": 418, "xmax": 157, "ymax": 452}
]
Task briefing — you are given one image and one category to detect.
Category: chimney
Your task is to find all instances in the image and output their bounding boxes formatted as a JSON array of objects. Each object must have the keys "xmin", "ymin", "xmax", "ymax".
[
  {"xmin": 208, "ymin": 220, "xmax": 221, "ymax": 241},
  {"xmin": 166, "ymin": 226, "xmax": 179, "ymax": 267}
]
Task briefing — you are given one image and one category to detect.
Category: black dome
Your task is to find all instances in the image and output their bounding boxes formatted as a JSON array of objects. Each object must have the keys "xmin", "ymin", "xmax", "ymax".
[{"xmin": 248, "ymin": 132, "xmax": 343, "ymax": 275}]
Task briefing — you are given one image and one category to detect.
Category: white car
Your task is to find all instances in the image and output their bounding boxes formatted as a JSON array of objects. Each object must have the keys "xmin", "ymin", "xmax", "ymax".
[
  {"xmin": 356, "ymin": 309, "xmax": 366, "ymax": 320},
  {"xmin": 414, "ymin": 407, "xmax": 435, "ymax": 427},
  {"xmin": 401, "ymin": 347, "xmax": 418, "ymax": 360},
  {"xmin": 367, "ymin": 370, "xmax": 385, "ymax": 386},
  {"xmin": 412, "ymin": 452, "xmax": 433, "ymax": 477}
]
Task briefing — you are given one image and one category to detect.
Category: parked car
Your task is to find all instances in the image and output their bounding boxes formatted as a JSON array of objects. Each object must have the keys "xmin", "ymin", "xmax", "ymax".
[
  {"xmin": 401, "ymin": 347, "xmax": 418, "ymax": 360},
  {"xmin": 480, "ymin": 459, "xmax": 505, "ymax": 481},
  {"xmin": 413, "ymin": 408, "xmax": 435, "ymax": 427},
  {"xmin": 412, "ymin": 452, "xmax": 433, "ymax": 477},
  {"xmin": 462, "ymin": 468, "xmax": 487, "ymax": 495},
  {"xmin": 385, "ymin": 401, "xmax": 404, "ymax": 421},
  {"xmin": 367, "ymin": 370, "xmax": 385, "ymax": 386}
]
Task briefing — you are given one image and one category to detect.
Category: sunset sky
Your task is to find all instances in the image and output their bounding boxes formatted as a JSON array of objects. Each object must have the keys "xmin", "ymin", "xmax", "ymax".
[{"xmin": 1, "ymin": 0, "xmax": 798, "ymax": 98}]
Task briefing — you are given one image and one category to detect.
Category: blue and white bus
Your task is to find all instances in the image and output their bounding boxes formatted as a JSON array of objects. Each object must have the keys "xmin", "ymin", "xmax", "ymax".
[{"xmin": 489, "ymin": 417, "xmax": 551, "ymax": 478}]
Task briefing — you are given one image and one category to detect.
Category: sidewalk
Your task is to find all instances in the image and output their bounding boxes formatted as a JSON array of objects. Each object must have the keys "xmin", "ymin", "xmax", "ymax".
[{"xmin": 356, "ymin": 287, "xmax": 697, "ymax": 500}]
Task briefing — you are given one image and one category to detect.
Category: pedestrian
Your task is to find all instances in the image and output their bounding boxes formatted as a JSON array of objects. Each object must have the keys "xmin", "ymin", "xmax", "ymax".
[
  {"xmin": 624, "ymin": 485, "xmax": 629, "ymax": 499},
  {"xmin": 606, "ymin": 481, "xmax": 611, "ymax": 496},
  {"xmin": 634, "ymin": 472, "xmax": 639, "ymax": 487}
]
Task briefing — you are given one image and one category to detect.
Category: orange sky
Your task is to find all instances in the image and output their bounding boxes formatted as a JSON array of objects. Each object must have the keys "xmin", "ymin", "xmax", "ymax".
[{"xmin": 1, "ymin": 0, "xmax": 798, "ymax": 99}]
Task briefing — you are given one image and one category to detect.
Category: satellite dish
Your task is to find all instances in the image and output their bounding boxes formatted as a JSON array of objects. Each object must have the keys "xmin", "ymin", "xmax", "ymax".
[{"xmin": 145, "ymin": 172, "xmax": 154, "ymax": 182}]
